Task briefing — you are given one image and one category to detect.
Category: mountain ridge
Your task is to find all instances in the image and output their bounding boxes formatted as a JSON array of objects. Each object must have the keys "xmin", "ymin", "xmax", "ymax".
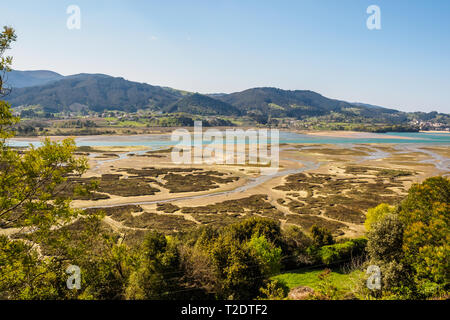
[
  {"xmin": 4, "ymin": 70, "xmax": 448, "ymax": 126},
  {"xmin": 6, "ymin": 70, "xmax": 64, "ymax": 88},
  {"xmin": 5, "ymin": 73, "xmax": 184, "ymax": 113},
  {"xmin": 164, "ymin": 93, "xmax": 241, "ymax": 116}
]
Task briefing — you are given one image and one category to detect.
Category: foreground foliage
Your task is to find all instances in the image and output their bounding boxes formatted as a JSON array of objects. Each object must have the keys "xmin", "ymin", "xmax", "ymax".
[{"xmin": 364, "ymin": 176, "xmax": 449, "ymax": 299}]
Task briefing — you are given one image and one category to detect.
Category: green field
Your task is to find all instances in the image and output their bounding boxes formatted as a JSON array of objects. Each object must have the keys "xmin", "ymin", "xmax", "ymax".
[{"xmin": 272, "ymin": 268, "xmax": 362, "ymax": 291}]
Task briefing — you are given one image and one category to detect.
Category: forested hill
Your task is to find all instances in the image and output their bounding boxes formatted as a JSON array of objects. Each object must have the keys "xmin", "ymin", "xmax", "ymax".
[
  {"xmin": 164, "ymin": 93, "xmax": 241, "ymax": 116},
  {"xmin": 211, "ymin": 87, "xmax": 404, "ymax": 122},
  {"xmin": 5, "ymin": 74, "xmax": 398, "ymax": 120},
  {"xmin": 5, "ymin": 73, "xmax": 185, "ymax": 113},
  {"xmin": 4, "ymin": 71, "xmax": 449, "ymax": 127}
]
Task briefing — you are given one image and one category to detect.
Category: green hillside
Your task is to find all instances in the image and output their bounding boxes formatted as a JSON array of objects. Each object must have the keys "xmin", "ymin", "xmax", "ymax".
[
  {"xmin": 164, "ymin": 93, "xmax": 241, "ymax": 116},
  {"xmin": 212, "ymin": 87, "xmax": 407, "ymax": 123},
  {"xmin": 4, "ymin": 72, "xmax": 449, "ymax": 129},
  {"xmin": 6, "ymin": 74, "xmax": 184, "ymax": 113}
]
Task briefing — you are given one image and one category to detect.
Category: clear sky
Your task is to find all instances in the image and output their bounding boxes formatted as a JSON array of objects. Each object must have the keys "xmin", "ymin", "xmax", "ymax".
[{"xmin": 1, "ymin": 0, "xmax": 449, "ymax": 113}]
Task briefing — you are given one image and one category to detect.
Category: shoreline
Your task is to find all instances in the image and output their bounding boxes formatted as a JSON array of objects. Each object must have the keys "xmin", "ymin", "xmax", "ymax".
[
  {"xmin": 419, "ymin": 130, "xmax": 450, "ymax": 134},
  {"xmin": 295, "ymin": 130, "xmax": 416, "ymax": 140},
  {"xmin": 8, "ymin": 129, "xmax": 450, "ymax": 146},
  {"xmin": 10, "ymin": 129, "xmax": 430, "ymax": 141}
]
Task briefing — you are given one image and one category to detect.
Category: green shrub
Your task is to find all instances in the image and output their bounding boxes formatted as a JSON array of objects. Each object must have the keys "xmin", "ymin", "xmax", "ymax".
[
  {"xmin": 316, "ymin": 238, "xmax": 367, "ymax": 265},
  {"xmin": 247, "ymin": 234, "xmax": 283, "ymax": 276},
  {"xmin": 224, "ymin": 216, "xmax": 283, "ymax": 246},
  {"xmin": 310, "ymin": 225, "xmax": 334, "ymax": 247},
  {"xmin": 365, "ymin": 203, "xmax": 396, "ymax": 231},
  {"xmin": 365, "ymin": 177, "xmax": 450, "ymax": 299}
]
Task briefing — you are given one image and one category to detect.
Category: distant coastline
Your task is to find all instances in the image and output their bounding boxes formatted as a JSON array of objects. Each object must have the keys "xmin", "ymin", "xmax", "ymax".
[
  {"xmin": 297, "ymin": 130, "xmax": 416, "ymax": 140},
  {"xmin": 419, "ymin": 130, "xmax": 450, "ymax": 134}
]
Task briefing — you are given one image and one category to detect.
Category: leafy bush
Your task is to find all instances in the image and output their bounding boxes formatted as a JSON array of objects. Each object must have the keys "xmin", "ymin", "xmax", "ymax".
[
  {"xmin": 210, "ymin": 234, "xmax": 265, "ymax": 299},
  {"xmin": 125, "ymin": 231, "xmax": 181, "ymax": 299},
  {"xmin": 364, "ymin": 203, "xmax": 395, "ymax": 231},
  {"xmin": 398, "ymin": 177, "xmax": 449, "ymax": 297},
  {"xmin": 316, "ymin": 238, "xmax": 367, "ymax": 265},
  {"xmin": 247, "ymin": 234, "xmax": 283, "ymax": 276},
  {"xmin": 366, "ymin": 177, "xmax": 450, "ymax": 299},
  {"xmin": 258, "ymin": 279, "xmax": 289, "ymax": 300},
  {"xmin": 224, "ymin": 216, "xmax": 283, "ymax": 247},
  {"xmin": 310, "ymin": 225, "xmax": 334, "ymax": 247}
]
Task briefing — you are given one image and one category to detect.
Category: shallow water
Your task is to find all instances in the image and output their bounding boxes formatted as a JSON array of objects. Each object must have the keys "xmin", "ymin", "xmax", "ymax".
[
  {"xmin": 8, "ymin": 131, "xmax": 450, "ymax": 147},
  {"xmin": 279, "ymin": 131, "xmax": 450, "ymax": 144}
]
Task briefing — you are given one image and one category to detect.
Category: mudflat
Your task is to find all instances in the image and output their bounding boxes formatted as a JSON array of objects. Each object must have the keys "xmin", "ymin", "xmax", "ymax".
[{"xmin": 50, "ymin": 142, "xmax": 447, "ymax": 243}]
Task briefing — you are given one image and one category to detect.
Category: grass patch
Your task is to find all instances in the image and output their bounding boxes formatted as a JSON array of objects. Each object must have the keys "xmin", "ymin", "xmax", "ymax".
[{"xmin": 272, "ymin": 268, "xmax": 362, "ymax": 291}]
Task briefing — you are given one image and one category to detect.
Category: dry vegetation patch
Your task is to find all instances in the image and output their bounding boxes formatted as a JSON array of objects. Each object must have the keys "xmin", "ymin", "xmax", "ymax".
[
  {"xmin": 180, "ymin": 195, "xmax": 279, "ymax": 215},
  {"xmin": 156, "ymin": 203, "xmax": 180, "ymax": 213},
  {"xmin": 85, "ymin": 205, "xmax": 196, "ymax": 232},
  {"xmin": 13, "ymin": 218, "xmax": 118, "ymax": 256},
  {"xmin": 84, "ymin": 205, "xmax": 144, "ymax": 222},
  {"xmin": 163, "ymin": 171, "xmax": 239, "ymax": 193},
  {"xmin": 286, "ymin": 214, "xmax": 347, "ymax": 235},
  {"xmin": 118, "ymin": 167, "xmax": 239, "ymax": 193},
  {"xmin": 323, "ymin": 205, "xmax": 365, "ymax": 224},
  {"xmin": 123, "ymin": 212, "xmax": 197, "ymax": 231},
  {"xmin": 190, "ymin": 213, "xmax": 245, "ymax": 228},
  {"xmin": 299, "ymin": 147, "xmax": 368, "ymax": 156},
  {"xmin": 274, "ymin": 166, "xmax": 411, "ymax": 228}
]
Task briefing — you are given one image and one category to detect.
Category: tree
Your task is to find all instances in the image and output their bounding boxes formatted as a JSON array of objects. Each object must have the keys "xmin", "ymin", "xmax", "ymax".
[
  {"xmin": 364, "ymin": 203, "xmax": 395, "ymax": 231},
  {"xmin": 310, "ymin": 225, "xmax": 334, "ymax": 247},
  {"xmin": 366, "ymin": 213, "xmax": 411, "ymax": 296},
  {"xmin": 38, "ymin": 215, "xmax": 137, "ymax": 300},
  {"xmin": 210, "ymin": 233, "xmax": 265, "ymax": 300},
  {"xmin": 398, "ymin": 177, "xmax": 449, "ymax": 296},
  {"xmin": 365, "ymin": 177, "xmax": 450, "ymax": 299},
  {"xmin": 207, "ymin": 218, "xmax": 286, "ymax": 299},
  {"xmin": 247, "ymin": 234, "xmax": 282, "ymax": 276},
  {"xmin": 177, "ymin": 219, "xmax": 285, "ymax": 300},
  {"xmin": 0, "ymin": 26, "xmax": 90, "ymax": 299},
  {"xmin": 0, "ymin": 26, "xmax": 17, "ymax": 98},
  {"xmin": 283, "ymin": 225, "xmax": 312, "ymax": 251},
  {"xmin": 125, "ymin": 231, "xmax": 181, "ymax": 299},
  {"xmin": 0, "ymin": 27, "xmax": 19, "ymax": 140},
  {"xmin": 223, "ymin": 216, "xmax": 283, "ymax": 247},
  {"xmin": 0, "ymin": 235, "xmax": 69, "ymax": 299}
]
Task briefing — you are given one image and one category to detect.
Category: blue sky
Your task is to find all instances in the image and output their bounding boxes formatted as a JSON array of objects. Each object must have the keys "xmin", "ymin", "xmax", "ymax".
[{"xmin": 1, "ymin": 0, "xmax": 449, "ymax": 113}]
